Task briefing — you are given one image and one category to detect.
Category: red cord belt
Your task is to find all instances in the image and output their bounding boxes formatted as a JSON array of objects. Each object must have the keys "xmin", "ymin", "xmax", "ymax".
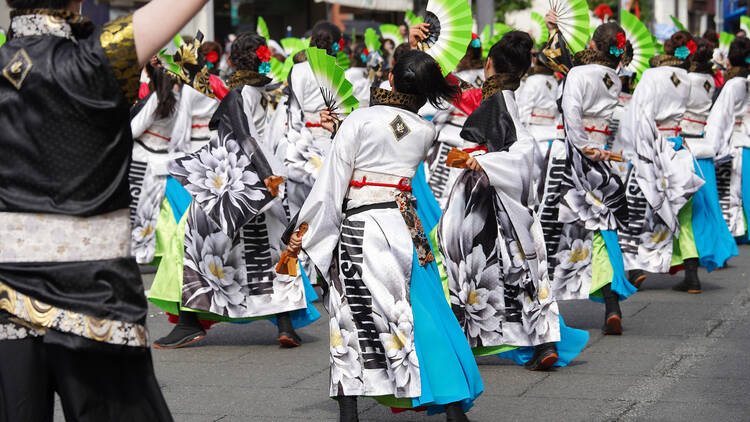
[
  {"xmin": 305, "ymin": 122, "xmax": 322, "ymax": 127},
  {"xmin": 531, "ymin": 113, "xmax": 556, "ymax": 119},
  {"xmin": 657, "ymin": 126, "xmax": 681, "ymax": 136},
  {"xmin": 191, "ymin": 124, "xmax": 209, "ymax": 128},
  {"xmin": 554, "ymin": 125, "xmax": 610, "ymax": 135},
  {"xmin": 463, "ymin": 145, "xmax": 488, "ymax": 154},
  {"xmin": 145, "ymin": 131, "xmax": 170, "ymax": 141},
  {"xmin": 682, "ymin": 117, "xmax": 707, "ymax": 125},
  {"xmin": 349, "ymin": 176, "xmax": 412, "ymax": 192}
]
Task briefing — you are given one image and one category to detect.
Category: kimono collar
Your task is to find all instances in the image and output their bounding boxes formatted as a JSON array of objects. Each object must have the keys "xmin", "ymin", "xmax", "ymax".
[
  {"xmin": 9, "ymin": 9, "xmax": 94, "ymax": 40},
  {"xmin": 481, "ymin": 73, "xmax": 521, "ymax": 101},
  {"xmin": 228, "ymin": 70, "xmax": 271, "ymax": 89},
  {"xmin": 725, "ymin": 66, "xmax": 750, "ymax": 81},
  {"xmin": 649, "ymin": 54, "xmax": 686, "ymax": 68},
  {"xmin": 689, "ymin": 61, "xmax": 714, "ymax": 75},
  {"xmin": 369, "ymin": 87, "xmax": 425, "ymax": 113},
  {"xmin": 573, "ymin": 49, "xmax": 620, "ymax": 69}
]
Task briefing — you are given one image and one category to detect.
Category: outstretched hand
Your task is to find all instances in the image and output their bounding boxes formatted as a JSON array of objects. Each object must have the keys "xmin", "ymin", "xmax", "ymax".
[{"xmin": 409, "ymin": 23, "xmax": 431, "ymax": 49}]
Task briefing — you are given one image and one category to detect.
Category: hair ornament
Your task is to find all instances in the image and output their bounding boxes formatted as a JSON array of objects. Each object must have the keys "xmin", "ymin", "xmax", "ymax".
[{"xmin": 255, "ymin": 45, "xmax": 272, "ymax": 74}]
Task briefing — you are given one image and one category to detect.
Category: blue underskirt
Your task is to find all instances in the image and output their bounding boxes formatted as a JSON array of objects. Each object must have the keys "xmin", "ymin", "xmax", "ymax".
[
  {"xmin": 692, "ymin": 158, "xmax": 738, "ymax": 270},
  {"xmin": 497, "ymin": 315, "xmax": 589, "ymax": 367}
]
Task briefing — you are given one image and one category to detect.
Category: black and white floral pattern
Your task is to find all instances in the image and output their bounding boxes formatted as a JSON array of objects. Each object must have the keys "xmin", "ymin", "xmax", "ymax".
[
  {"xmin": 170, "ymin": 132, "xmax": 274, "ymax": 238},
  {"xmin": 131, "ymin": 167, "xmax": 166, "ymax": 264}
]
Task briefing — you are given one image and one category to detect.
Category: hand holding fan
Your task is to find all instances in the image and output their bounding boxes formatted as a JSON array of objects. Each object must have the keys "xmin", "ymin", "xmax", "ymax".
[
  {"xmin": 305, "ymin": 47, "xmax": 360, "ymax": 114},
  {"xmin": 419, "ymin": 0, "xmax": 473, "ymax": 76},
  {"xmin": 548, "ymin": 0, "xmax": 590, "ymax": 53},
  {"xmin": 380, "ymin": 24, "xmax": 405, "ymax": 46},
  {"xmin": 621, "ymin": 10, "xmax": 655, "ymax": 82}
]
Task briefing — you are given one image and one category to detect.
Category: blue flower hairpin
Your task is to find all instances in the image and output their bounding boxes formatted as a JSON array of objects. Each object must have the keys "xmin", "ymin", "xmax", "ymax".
[
  {"xmin": 331, "ymin": 42, "xmax": 340, "ymax": 54},
  {"xmin": 258, "ymin": 61, "xmax": 271, "ymax": 75},
  {"xmin": 746, "ymin": 56, "xmax": 750, "ymax": 64},
  {"xmin": 674, "ymin": 46, "xmax": 690, "ymax": 60},
  {"xmin": 609, "ymin": 46, "xmax": 624, "ymax": 57},
  {"xmin": 470, "ymin": 38, "xmax": 481, "ymax": 48}
]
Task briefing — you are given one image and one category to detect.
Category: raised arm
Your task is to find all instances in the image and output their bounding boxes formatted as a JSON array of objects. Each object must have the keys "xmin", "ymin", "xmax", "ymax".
[{"xmin": 133, "ymin": 0, "xmax": 209, "ymax": 67}]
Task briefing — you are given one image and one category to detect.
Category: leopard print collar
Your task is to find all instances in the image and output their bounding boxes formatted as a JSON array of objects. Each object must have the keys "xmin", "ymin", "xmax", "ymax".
[
  {"xmin": 573, "ymin": 49, "xmax": 620, "ymax": 69},
  {"xmin": 689, "ymin": 61, "xmax": 715, "ymax": 75},
  {"xmin": 482, "ymin": 73, "xmax": 521, "ymax": 101},
  {"xmin": 725, "ymin": 66, "xmax": 750, "ymax": 81},
  {"xmin": 526, "ymin": 63, "xmax": 554, "ymax": 77},
  {"xmin": 369, "ymin": 87, "xmax": 425, "ymax": 113},
  {"xmin": 649, "ymin": 55, "xmax": 686, "ymax": 69},
  {"xmin": 228, "ymin": 70, "xmax": 271, "ymax": 89}
]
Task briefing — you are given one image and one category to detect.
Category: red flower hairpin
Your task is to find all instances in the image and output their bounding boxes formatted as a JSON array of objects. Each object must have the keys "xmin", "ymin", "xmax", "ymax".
[
  {"xmin": 338, "ymin": 38, "xmax": 345, "ymax": 50},
  {"xmin": 255, "ymin": 45, "xmax": 272, "ymax": 63},
  {"xmin": 687, "ymin": 40, "xmax": 697, "ymax": 55},
  {"xmin": 616, "ymin": 32, "xmax": 626, "ymax": 50},
  {"xmin": 206, "ymin": 50, "xmax": 219, "ymax": 64}
]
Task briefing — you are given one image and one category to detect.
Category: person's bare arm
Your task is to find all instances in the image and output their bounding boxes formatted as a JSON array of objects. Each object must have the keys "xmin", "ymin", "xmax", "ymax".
[{"xmin": 133, "ymin": 0, "xmax": 209, "ymax": 67}]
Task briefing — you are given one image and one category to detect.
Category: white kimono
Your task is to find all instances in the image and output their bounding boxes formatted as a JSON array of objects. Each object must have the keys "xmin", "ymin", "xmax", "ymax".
[
  {"xmin": 705, "ymin": 72, "xmax": 750, "ymax": 236},
  {"xmin": 517, "ymin": 72, "xmax": 560, "ymax": 154},
  {"xmin": 616, "ymin": 65, "xmax": 704, "ymax": 272},
  {"xmin": 295, "ymin": 97, "xmax": 434, "ymax": 398}
]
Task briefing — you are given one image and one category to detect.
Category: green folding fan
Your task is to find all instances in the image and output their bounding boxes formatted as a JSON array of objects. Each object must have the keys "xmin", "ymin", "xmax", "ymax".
[
  {"xmin": 257, "ymin": 16, "xmax": 270, "ymax": 42},
  {"xmin": 268, "ymin": 57, "xmax": 290, "ymax": 83},
  {"xmin": 549, "ymin": 0, "xmax": 590, "ymax": 53},
  {"xmin": 480, "ymin": 22, "xmax": 513, "ymax": 58},
  {"xmin": 621, "ymin": 10, "xmax": 655, "ymax": 82},
  {"xmin": 336, "ymin": 51, "xmax": 351, "ymax": 70},
  {"xmin": 742, "ymin": 16, "xmax": 750, "ymax": 35},
  {"xmin": 0, "ymin": 31, "xmax": 6, "ymax": 48},
  {"xmin": 719, "ymin": 32, "xmax": 735, "ymax": 63},
  {"xmin": 305, "ymin": 47, "xmax": 359, "ymax": 114},
  {"xmin": 405, "ymin": 9, "xmax": 424, "ymax": 26},
  {"xmin": 530, "ymin": 12, "xmax": 550, "ymax": 47},
  {"xmin": 380, "ymin": 24, "xmax": 405, "ymax": 46},
  {"xmin": 364, "ymin": 27, "xmax": 381, "ymax": 54},
  {"xmin": 420, "ymin": 0, "xmax": 473, "ymax": 76},
  {"xmin": 670, "ymin": 15, "xmax": 687, "ymax": 32},
  {"xmin": 281, "ymin": 37, "xmax": 308, "ymax": 57}
]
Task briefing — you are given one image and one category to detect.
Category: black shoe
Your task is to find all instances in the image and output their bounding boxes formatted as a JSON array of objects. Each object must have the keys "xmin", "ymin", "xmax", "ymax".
[
  {"xmin": 153, "ymin": 311, "xmax": 205, "ymax": 349},
  {"xmin": 445, "ymin": 401, "xmax": 469, "ymax": 422},
  {"xmin": 524, "ymin": 342, "xmax": 558, "ymax": 371},
  {"xmin": 628, "ymin": 270, "xmax": 646, "ymax": 289},
  {"xmin": 337, "ymin": 396, "xmax": 358, "ymax": 422},
  {"xmin": 673, "ymin": 258, "xmax": 701, "ymax": 294},
  {"xmin": 602, "ymin": 284, "xmax": 622, "ymax": 335},
  {"xmin": 277, "ymin": 312, "xmax": 302, "ymax": 348}
]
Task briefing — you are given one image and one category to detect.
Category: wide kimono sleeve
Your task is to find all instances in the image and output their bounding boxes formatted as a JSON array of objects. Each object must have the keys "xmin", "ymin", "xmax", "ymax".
[
  {"xmin": 297, "ymin": 114, "xmax": 361, "ymax": 277},
  {"xmin": 705, "ymin": 79, "xmax": 743, "ymax": 161},
  {"xmin": 560, "ymin": 68, "xmax": 590, "ymax": 149},
  {"xmin": 170, "ymin": 86, "xmax": 218, "ymax": 153},
  {"xmin": 130, "ymin": 94, "xmax": 158, "ymax": 138}
]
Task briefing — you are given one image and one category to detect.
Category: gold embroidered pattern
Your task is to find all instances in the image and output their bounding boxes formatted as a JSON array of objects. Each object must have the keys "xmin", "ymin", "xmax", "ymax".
[
  {"xmin": 671, "ymin": 72, "xmax": 681, "ymax": 87},
  {"xmin": 390, "ymin": 115, "xmax": 411, "ymax": 141},
  {"xmin": 0, "ymin": 280, "xmax": 148, "ymax": 347},
  {"xmin": 2, "ymin": 49, "xmax": 33, "ymax": 90},
  {"xmin": 100, "ymin": 14, "xmax": 138, "ymax": 104}
]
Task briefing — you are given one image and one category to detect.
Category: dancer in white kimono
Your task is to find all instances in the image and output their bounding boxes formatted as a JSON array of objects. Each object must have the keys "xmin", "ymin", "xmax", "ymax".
[
  {"xmin": 285, "ymin": 50, "xmax": 483, "ymax": 422},
  {"xmin": 517, "ymin": 53, "xmax": 560, "ymax": 158},
  {"xmin": 707, "ymin": 37, "xmax": 750, "ymax": 243},
  {"xmin": 617, "ymin": 31, "xmax": 706, "ymax": 292},
  {"xmin": 150, "ymin": 33, "xmax": 319, "ymax": 349},
  {"xmin": 438, "ymin": 32, "xmax": 589, "ymax": 372},
  {"xmin": 129, "ymin": 60, "xmax": 181, "ymax": 265},
  {"xmin": 538, "ymin": 18, "xmax": 635, "ymax": 335}
]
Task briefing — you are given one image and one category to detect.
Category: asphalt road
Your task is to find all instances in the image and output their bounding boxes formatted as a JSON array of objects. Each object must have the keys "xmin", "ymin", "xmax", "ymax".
[{"xmin": 57, "ymin": 244, "xmax": 750, "ymax": 421}]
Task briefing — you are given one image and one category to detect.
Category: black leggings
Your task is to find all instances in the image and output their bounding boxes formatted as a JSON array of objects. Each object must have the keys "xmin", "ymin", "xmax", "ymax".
[{"xmin": 0, "ymin": 337, "xmax": 173, "ymax": 422}]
